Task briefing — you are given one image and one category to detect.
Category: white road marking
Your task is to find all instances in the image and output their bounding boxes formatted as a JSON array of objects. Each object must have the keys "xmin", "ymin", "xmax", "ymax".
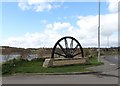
[{"xmin": 109, "ymin": 64, "xmax": 116, "ymax": 65}]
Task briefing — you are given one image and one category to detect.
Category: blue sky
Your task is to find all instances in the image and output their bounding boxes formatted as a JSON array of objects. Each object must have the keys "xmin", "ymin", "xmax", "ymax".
[
  {"xmin": 2, "ymin": 2, "xmax": 108, "ymax": 37},
  {"xmin": 1, "ymin": 0, "xmax": 118, "ymax": 48}
]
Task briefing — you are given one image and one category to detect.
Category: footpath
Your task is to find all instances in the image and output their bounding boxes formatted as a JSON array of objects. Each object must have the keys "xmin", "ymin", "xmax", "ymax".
[{"xmin": 87, "ymin": 56, "xmax": 119, "ymax": 78}]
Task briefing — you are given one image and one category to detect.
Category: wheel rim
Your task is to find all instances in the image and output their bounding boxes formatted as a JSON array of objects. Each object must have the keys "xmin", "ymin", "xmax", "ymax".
[{"xmin": 51, "ymin": 36, "xmax": 84, "ymax": 58}]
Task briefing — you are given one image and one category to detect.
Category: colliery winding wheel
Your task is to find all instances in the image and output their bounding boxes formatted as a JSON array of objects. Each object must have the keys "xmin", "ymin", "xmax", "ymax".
[{"xmin": 51, "ymin": 36, "xmax": 84, "ymax": 59}]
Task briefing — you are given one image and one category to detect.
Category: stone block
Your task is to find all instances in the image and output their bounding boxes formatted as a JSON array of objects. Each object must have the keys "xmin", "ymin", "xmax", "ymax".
[
  {"xmin": 42, "ymin": 57, "xmax": 89, "ymax": 68},
  {"xmin": 42, "ymin": 58, "xmax": 53, "ymax": 68}
]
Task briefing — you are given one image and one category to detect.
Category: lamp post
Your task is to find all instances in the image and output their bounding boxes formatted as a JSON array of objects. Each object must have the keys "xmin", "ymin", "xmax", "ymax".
[{"xmin": 98, "ymin": 0, "xmax": 101, "ymax": 62}]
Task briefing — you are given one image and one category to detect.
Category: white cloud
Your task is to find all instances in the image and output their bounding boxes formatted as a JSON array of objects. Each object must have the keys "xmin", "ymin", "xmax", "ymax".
[
  {"xmin": 101, "ymin": 13, "xmax": 118, "ymax": 36},
  {"xmin": 18, "ymin": 2, "xmax": 30, "ymax": 11},
  {"xmin": 101, "ymin": 33, "xmax": 118, "ymax": 47},
  {"xmin": 33, "ymin": 3, "xmax": 52, "ymax": 12},
  {"xmin": 77, "ymin": 15, "xmax": 98, "ymax": 37},
  {"xmin": 18, "ymin": 0, "xmax": 61, "ymax": 12},
  {"xmin": 2, "ymin": 12, "xmax": 118, "ymax": 48},
  {"xmin": 77, "ymin": 13, "xmax": 117, "ymax": 47},
  {"xmin": 2, "ymin": 1, "xmax": 118, "ymax": 48},
  {"xmin": 46, "ymin": 22, "xmax": 71, "ymax": 31},
  {"xmin": 28, "ymin": 0, "xmax": 50, "ymax": 4},
  {"xmin": 3, "ymin": 33, "xmax": 45, "ymax": 48},
  {"xmin": 106, "ymin": 0, "xmax": 119, "ymax": 13},
  {"xmin": 77, "ymin": 13, "xmax": 117, "ymax": 35},
  {"xmin": 18, "ymin": 0, "xmax": 120, "ymax": 13}
]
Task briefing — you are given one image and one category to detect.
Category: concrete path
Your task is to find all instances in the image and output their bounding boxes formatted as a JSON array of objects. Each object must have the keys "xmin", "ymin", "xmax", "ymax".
[{"xmin": 87, "ymin": 56, "xmax": 118, "ymax": 77}]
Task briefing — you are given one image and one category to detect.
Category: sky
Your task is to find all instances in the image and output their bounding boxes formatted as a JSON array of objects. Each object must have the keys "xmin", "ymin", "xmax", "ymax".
[{"xmin": 0, "ymin": 0, "xmax": 119, "ymax": 48}]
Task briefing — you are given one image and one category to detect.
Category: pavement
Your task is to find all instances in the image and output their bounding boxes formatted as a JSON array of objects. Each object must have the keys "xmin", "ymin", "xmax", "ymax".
[
  {"xmin": 1, "ymin": 56, "xmax": 119, "ymax": 84},
  {"xmin": 87, "ymin": 56, "xmax": 118, "ymax": 77}
]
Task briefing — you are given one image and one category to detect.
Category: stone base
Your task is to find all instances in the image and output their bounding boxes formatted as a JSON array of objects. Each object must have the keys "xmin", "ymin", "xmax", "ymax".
[
  {"xmin": 42, "ymin": 58, "xmax": 53, "ymax": 68},
  {"xmin": 53, "ymin": 58, "xmax": 88, "ymax": 66},
  {"xmin": 43, "ymin": 57, "xmax": 89, "ymax": 68}
]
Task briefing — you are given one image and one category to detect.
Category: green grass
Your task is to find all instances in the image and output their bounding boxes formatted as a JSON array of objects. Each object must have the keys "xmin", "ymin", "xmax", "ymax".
[
  {"xmin": 2, "ymin": 57, "xmax": 103, "ymax": 75},
  {"xmin": 89, "ymin": 56, "xmax": 103, "ymax": 65}
]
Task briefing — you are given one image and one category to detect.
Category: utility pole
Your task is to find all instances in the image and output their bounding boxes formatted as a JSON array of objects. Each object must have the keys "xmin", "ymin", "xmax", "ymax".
[{"xmin": 98, "ymin": 0, "xmax": 101, "ymax": 62}]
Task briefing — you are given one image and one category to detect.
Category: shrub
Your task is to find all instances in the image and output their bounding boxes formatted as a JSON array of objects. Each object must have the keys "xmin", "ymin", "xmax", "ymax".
[{"xmin": 2, "ymin": 58, "xmax": 28, "ymax": 75}]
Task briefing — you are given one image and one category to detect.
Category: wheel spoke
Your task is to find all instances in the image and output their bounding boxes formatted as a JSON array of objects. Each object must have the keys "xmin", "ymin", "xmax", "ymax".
[
  {"xmin": 73, "ymin": 44, "xmax": 78, "ymax": 54},
  {"xmin": 55, "ymin": 52, "xmax": 66, "ymax": 57},
  {"xmin": 70, "ymin": 39, "xmax": 74, "ymax": 55},
  {"xmin": 64, "ymin": 38, "xmax": 68, "ymax": 49},
  {"xmin": 58, "ymin": 43, "xmax": 66, "ymax": 54},
  {"xmin": 64, "ymin": 38, "xmax": 70, "ymax": 54},
  {"xmin": 73, "ymin": 52, "xmax": 81, "ymax": 57},
  {"xmin": 70, "ymin": 39, "xmax": 73, "ymax": 48}
]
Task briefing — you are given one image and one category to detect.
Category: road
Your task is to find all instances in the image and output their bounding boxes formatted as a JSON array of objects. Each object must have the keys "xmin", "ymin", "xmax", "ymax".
[
  {"xmin": 1, "ymin": 56, "xmax": 119, "ymax": 84},
  {"xmin": 2, "ymin": 73, "xmax": 118, "ymax": 84}
]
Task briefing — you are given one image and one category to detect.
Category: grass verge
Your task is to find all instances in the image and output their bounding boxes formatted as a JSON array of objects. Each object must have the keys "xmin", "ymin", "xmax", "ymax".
[{"xmin": 2, "ymin": 56, "xmax": 103, "ymax": 76}]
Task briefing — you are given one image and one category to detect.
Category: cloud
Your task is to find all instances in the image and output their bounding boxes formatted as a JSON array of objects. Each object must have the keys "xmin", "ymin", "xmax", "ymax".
[
  {"xmin": 18, "ymin": 2, "xmax": 30, "ymax": 11},
  {"xmin": 77, "ymin": 13, "xmax": 118, "ymax": 36},
  {"xmin": 2, "ymin": 12, "xmax": 118, "ymax": 48},
  {"xmin": 18, "ymin": 0, "xmax": 120, "ymax": 13},
  {"xmin": 100, "ymin": 13, "xmax": 118, "ymax": 36},
  {"xmin": 2, "ymin": 22, "xmax": 73, "ymax": 48},
  {"xmin": 106, "ymin": 0, "xmax": 120, "ymax": 13},
  {"xmin": 3, "ymin": 33, "xmax": 45, "ymax": 48},
  {"xmin": 33, "ymin": 3, "xmax": 52, "ymax": 12},
  {"xmin": 77, "ymin": 13, "xmax": 117, "ymax": 47},
  {"xmin": 46, "ymin": 22, "xmax": 71, "ymax": 31},
  {"xmin": 18, "ymin": 0, "xmax": 61, "ymax": 12},
  {"xmin": 2, "ymin": 1, "xmax": 118, "ymax": 48},
  {"xmin": 101, "ymin": 33, "xmax": 118, "ymax": 47}
]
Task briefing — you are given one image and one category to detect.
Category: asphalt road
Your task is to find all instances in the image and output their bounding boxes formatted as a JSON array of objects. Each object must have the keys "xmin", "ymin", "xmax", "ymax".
[
  {"xmin": 2, "ymin": 73, "xmax": 118, "ymax": 84},
  {"xmin": 1, "ymin": 56, "xmax": 119, "ymax": 84}
]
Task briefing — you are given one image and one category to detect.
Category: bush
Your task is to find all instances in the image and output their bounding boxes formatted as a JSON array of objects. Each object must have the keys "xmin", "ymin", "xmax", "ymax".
[
  {"xmin": 2, "ymin": 58, "xmax": 28, "ymax": 75},
  {"xmin": 2, "ymin": 62, "xmax": 14, "ymax": 74},
  {"xmin": 2, "ymin": 58, "xmax": 45, "ymax": 75}
]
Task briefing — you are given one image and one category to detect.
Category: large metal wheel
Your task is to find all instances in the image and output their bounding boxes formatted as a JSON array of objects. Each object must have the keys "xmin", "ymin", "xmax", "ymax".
[{"xmin": 51, "ymin": 36, "xmax": 84, "ymax": 58}]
